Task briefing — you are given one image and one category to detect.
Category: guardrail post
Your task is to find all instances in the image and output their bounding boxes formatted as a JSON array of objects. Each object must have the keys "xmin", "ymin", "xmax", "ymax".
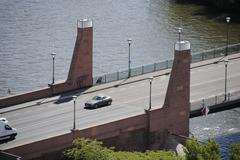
[
  {"xmin": 154, "ymin": 63, "xmax": 156, "ymax": 71},
  {"xmin": 104, "ymin": 74, "xmax": 107, "ymax": 83},
  {"xmin": 215, "ymin": 96, "xmax": 218, "ymax": 105},
  {"xmin": 201, "ymin": 52, "xmax": 204, "ymax": 61},
  {"xmin": 117, "ymin": 71, "xmax": 119, "ymax": 80},
  {"xmin": 213, "ymin": 48, "xmax": 216, "ymax": 58},
  {"xmin": 228, "ymin": 93, "xmax": 230, "ymax": 101},
  {"xmin": 166, "ymin": 60, "xmax": 169, "ymax": 69}
]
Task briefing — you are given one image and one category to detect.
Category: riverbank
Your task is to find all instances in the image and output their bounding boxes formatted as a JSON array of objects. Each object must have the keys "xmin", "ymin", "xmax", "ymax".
[
  {"xmin": 175, "ymin": 0, "xmax": 240, "ymax": 22},
  {"xmin": 176, "ymin": 0, "xmax": 240, "ymax": 10}
]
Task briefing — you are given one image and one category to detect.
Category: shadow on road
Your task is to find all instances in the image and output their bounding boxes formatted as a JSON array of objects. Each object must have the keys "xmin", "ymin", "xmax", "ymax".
[
  {"xmin": 0, "ymin": 138, "xmax": 16, "ymax": 145},
  {"xmin": 54, "ymin": 88, "xmax": 88, "ymax": 104}
]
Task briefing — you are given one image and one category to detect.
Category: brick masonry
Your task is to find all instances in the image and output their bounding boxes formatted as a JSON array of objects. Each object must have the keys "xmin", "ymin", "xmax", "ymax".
[{"xmin": 5, "ymin": 41, "xmax": 191, "ymax": 159}]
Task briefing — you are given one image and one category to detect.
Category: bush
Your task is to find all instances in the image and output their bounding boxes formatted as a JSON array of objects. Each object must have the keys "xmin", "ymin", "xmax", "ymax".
[
  {"xmin": 63, "ymin": 138, "xmax": 183, "ymax": 160},
  {"xmin": 184, "ymin": 139, "xmax": 221, "ymax": 160},
  {"xmin": 230, "ymin": 143, "xmax": 240, "ymax": 160},
  {"xmin": 64, "ymin": 138, "xmax": 113, "ymax": 160}
]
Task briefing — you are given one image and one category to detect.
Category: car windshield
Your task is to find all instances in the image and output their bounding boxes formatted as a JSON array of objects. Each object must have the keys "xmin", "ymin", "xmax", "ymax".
[
  {"xmin": 5, "ymin": 124, "xmax": 12, "ymax": 130},
  {"xmin": 92, "ymin": 96, "xmax": 102, "ymax": 100}
]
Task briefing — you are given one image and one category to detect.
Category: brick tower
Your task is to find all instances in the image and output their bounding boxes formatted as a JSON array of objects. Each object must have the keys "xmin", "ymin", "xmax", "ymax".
[
  {"xmin": 149, "ymin": 40, "xmax": 191, "ymax": 148},
  {"xmin": 67, "ymin": 19, "xmax": 93, "ymax": 88},
  {"xmin": 49, "ymin": 19, "xmax": 93, "ymax": 94},
  {"xmin": 162, "ymin": 41, "xmax": 191, "ymax": 137}
]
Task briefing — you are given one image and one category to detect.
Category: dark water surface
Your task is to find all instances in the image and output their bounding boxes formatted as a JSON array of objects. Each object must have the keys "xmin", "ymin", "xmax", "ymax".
[{"xmin": 0, "ymin": 0, "xmax": 240, "ymax": 97}]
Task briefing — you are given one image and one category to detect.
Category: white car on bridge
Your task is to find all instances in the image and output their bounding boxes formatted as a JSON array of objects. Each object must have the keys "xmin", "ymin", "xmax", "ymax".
[{"xmin": 0, "ymin": 119, "xmax": 17, "ymax": 141}]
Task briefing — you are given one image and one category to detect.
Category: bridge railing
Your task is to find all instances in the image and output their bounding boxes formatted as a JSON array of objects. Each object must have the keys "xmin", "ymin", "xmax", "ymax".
[
  {"xmin": 190, "ymin": 90, "xmax": 240, "ymax": 111},
  {"xmin": 93, "ymin": 43, "xmax": 240, "ymax": 85}
]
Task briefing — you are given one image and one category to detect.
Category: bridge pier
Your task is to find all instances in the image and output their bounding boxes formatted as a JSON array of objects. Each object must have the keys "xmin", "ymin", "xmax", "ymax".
[
  {"xmin": 49, "ymin": 19, "xmax": 93, "ymax": 95},
  {"xmin": 147, "ymin": 40, "xmax": 191, "ymax": 149}
]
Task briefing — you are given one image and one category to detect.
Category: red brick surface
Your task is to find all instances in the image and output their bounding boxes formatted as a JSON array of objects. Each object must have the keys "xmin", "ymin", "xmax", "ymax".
[
  {"xmin": 67, "ymin": 27, "xmax": 93, "ymax": 88},
  {"xmin": 5, "ymin": 44, "xmax": 191, "ymax": 160}
]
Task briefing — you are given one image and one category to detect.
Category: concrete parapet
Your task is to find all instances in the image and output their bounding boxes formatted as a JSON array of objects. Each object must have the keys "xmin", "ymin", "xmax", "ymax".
[
  {"xmin": 0, "ymin": 87, "xmax": 51, "ymax": 108},
  {"xmin": 5, "ymin": 114, "xmax": 148, "ymax": 159}
]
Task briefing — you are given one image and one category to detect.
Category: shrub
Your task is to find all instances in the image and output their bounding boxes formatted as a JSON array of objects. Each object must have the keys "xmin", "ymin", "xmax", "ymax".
[
  {"xmin": 64, "ymin": 138, "xmax": 183, "ymax": 160},
  {"xmin": 184, "ymin": 138, "xmax": 221, "ymax": 160},
  {"xmin": 230, "ymin": 143, "xmax": 240, "ymax": 160}
]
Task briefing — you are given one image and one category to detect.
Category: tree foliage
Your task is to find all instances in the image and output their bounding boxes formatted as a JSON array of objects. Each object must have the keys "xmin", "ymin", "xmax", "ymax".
[
  {"xmin": 64, "ymin": 138, "xmax": 225, "ymax": 160},
  {"xmin": 184, "ymin": 138, "xmax": 221, "ymax": 160},
  {"xmin": 230, "ymin": 143, "xmax": 240, "ymax": 160},
  {"xmin": 63, "ymin": 138, "xmax": 183, "ymax": 160},
  {"xmin": 63, "ymin": 138, "xmax": 113, "ymax": 160}
]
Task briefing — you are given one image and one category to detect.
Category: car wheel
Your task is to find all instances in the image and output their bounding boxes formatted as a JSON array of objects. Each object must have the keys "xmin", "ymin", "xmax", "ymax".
[
  {"xmin": 108, "ymin": 101, "xmax": 112, "ymax": 105},
  {"xmin": 10, "ymin": 134, "xmax": 16, "ymax": 140},
  {"xmin": 94, "ymin": 104, "xmax": 98, "ymax": 109}
]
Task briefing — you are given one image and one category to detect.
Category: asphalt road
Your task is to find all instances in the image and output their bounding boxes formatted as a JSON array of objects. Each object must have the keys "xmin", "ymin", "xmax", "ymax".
[{"xmin": 0, "ymin": 57, "xmax": 240, "ymax": 150}]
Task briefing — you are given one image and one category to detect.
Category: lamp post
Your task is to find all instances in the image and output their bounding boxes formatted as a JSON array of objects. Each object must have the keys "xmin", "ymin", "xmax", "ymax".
[
  {"xmin": 51, "ymin": 52, "xmax": 56, "ymax": 84},
  {"xmin": 127, "ymin": 38, "xmax": 132, "ymax": 78},
  {"xmin": 72, "ymin": 95, "xmax": 77, "ymax": 130},
  {"xmin": 224, "ymin": 59, "xmax": 229, "ymax": 101},
  {"xmin": 148, "ymin": 77, "xmax": 153, "ymax": 111},
  {"xmin": 178, "ymin": 27, "xmax": 182, "ymax": 42},
  {"xmin": 226, "ymin": 17, "xmax": 231, "ymax": 56}
]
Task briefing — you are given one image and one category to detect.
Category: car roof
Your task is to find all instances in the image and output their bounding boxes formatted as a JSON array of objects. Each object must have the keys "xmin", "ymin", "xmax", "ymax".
[{"xmin": 95, "ymin": 94, "xmax": 108, "ymax": 97}]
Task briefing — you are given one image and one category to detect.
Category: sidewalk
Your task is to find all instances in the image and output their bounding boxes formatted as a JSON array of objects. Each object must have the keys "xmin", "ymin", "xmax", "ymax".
[
  {"xmin": 1, "ymin": 53, "xmax": 240, "ymax": 113},
  {"xmin": 85, "ymin": 52, "xmax": 240, "ymax": 93}
]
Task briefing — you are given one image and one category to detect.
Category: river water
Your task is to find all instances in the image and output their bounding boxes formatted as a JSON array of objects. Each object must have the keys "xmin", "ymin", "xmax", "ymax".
[
  {"xmin": 190, "ymin": 107, "xmax": 240, "ymax": 160},
  {"xmin": 0, "ymin": 1, "xmax": 240, "ymax": 158},
  {"xmin": 0, "ymin": 0, "xmax": 240, "ymax": 97}
]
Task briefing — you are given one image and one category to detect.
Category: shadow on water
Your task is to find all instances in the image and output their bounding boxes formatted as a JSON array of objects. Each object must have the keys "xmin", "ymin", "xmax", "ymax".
[{"xmin": 173, "ymin": 0, "xmax": 240, "ymax": 23}]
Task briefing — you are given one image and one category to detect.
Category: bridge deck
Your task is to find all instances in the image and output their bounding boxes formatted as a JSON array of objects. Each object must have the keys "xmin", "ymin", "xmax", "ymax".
[{"xmin": 0, "ymin": 53, "xmax": 240, "ymax": 150}]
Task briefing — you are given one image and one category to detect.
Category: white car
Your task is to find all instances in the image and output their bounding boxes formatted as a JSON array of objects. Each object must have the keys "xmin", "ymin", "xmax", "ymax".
[{"xmin": 0, "ymin": 121, "xmax": 17, "ymax": 141}]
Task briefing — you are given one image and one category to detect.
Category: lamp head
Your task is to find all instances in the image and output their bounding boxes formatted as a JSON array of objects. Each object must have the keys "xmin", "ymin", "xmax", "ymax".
[
  {"xmin": 178, "ymin": 27, "xmax": 182, "ymax": 34},
  {"xmin": 226, "ymin": 17, "xmax": 231, "ymax": 23},
  {"xmin": 149, "ymin": 77, "xmax": 153, "ymax": 82},
  {"xmin": 127, "ymin": 38, "xmax": 132, "ymax": 45},
  {"xmin": 51, "ymin": 52, "xmax": 56, "ymax": 58},
  {"xmin": 72, "ymin": 95, "xmax": 77, "ymax": 101},
  {"xmin": 224, "ymin": 59, "xmax": 229, "ymax": 65}
]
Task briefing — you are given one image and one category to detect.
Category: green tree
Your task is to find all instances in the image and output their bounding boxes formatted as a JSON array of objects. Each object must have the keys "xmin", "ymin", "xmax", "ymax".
[
  {"xmin": 64, "ymin": 138, "xmax": 183, "ymax": 160},
  {"xmin": 230, "ymin": 143, "xmax": 240, "ymax": 160},
  {"xmin": 202, "ymin": 139, "xmax": 221, "ymax": 160},
  {"xmin": 184, "ymin": 139, "xmax": 204, "ymax": 160},
  {"xmin": 64, "ymin": 138, "xmax": 113, "ymax": 160},
  {"xmin": 184, "ymin": 139, "xmax": 221, "ymax": 160}
]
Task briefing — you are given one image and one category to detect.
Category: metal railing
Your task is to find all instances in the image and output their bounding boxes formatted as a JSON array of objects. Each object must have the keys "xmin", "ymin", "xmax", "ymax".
[
  {"xmin": 93, "ymin": 43, "xmax": 240, "ymax": 85},
  {"xmin": 190, "ymin": 90, "xmax": 240, "ymax": 111}
]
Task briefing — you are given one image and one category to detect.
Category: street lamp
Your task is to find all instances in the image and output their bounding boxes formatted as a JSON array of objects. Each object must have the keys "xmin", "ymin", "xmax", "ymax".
[
  {"xmin": 226, "ymin": 17, "xmax": 231, "ymax": 56},
  {"xmin": 72, "ymin": 95, "xmax": 77, "ymax": 131},
  {"xmin": 127, "ymin": 38, "xmax": 132, "ymax": 78},
  {"xmin": 51, "ymin": 52, "xmax": 56, "ymax": 84},
  {"xmin": 177, "ymin": 27, "xmax": 182, "ymax": 42},
  {"xmin": 224, "ymin": 59, "xmax": 229, "ymax": 101},
  {"xmin": 148, "ymin": 77, "xmax": 153, "ymax": 111}
]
